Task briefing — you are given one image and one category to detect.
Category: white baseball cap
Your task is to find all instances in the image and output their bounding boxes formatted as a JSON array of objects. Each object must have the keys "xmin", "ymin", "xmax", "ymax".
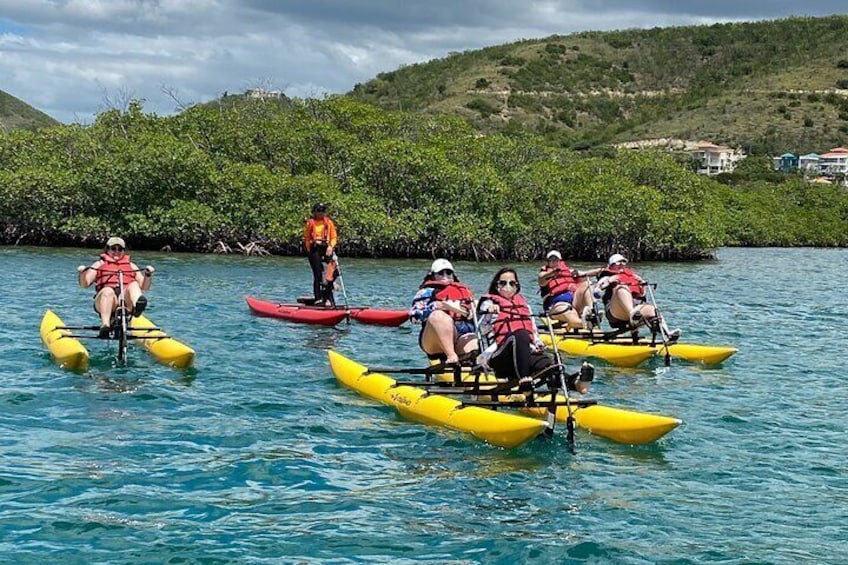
[
  {"xmin": 546, "ymin": 250, "xmax": 562, "ymax": 260},
  {"xmin": 608, "ymin": 253, "xmax": 628, "ymax": 266},
  {"xmin": 430, "ymin": 258, "xmax": 454, "ymax": 273},
  {"xmin": 106, "ymin": 237, "xmax": 126, "ymax": 249}
]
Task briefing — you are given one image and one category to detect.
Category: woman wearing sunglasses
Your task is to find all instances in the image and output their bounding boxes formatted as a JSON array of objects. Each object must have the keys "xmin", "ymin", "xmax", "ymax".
[
  {"xmin": 408, "ymin": 259, "xmax": 477, "ymax": 365},
  {"xmin": 596, "ymin": 253, "xmax": 680, "ymax": 340},
  {"xmin": 478, "ymin": 268, "xmax": 590, "ymax": 394},
  {"xmin": 77, "ymin": 237, "xmax": 155, "ymax": 338}
]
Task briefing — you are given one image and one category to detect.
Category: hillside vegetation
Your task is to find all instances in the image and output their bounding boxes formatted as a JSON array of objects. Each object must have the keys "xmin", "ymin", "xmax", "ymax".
[
  {"xmin": 0, "ymin": 89, "xmax": 59, "ymax": 131},
  {"xmin": 1, "ymin": 97, "xmax": 846, "ymax": 261},
  {"xmin": 351, "ymin": 15, "xmax": 848, "ymax": 154}
]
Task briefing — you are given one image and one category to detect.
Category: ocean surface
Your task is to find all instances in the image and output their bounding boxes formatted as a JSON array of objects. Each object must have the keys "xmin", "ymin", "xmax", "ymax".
[{"xmin": 2, "ymin": 246, "xmax": 846, "ymax": 564}]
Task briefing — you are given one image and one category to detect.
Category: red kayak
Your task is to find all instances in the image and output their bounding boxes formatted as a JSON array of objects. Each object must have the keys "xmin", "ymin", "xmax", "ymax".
[
  {"xmin": 245, "ymin": 296, "xmax": 408, "ymax": 327},
  {"xmin": 348, "ymin": 308, "xmax": 409, "ymax": 327}
]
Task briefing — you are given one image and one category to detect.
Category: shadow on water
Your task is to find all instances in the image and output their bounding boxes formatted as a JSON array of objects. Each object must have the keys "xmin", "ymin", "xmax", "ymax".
[{"xmin": 301, "ymin": 325, "xmax": 349, "ymax": 351}]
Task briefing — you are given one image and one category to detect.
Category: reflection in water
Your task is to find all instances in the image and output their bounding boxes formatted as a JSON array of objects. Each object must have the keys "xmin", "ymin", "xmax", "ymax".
[
  {"xmin": 79, "ymin": 371, "xmax": 145, "ymax": 394},
  {"xmin": 302, "ymin": 326, "xmax": 348, "ymax": 351}
]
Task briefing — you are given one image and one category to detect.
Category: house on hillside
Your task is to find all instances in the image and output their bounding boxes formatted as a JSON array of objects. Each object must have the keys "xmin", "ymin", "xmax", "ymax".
[
  {"xmin": 613, "ymin": 138, "xmax": 746, "ymax": 175},
  {"xmin": 799, "ymin": 153, "xmax": 820, "ymax": 173},
  {"xmin": 689, "ymin": 141, "xmax": 745, "ymax": 176},
  {"xmin": 818, "ymin": 147, "xmax": 848, "ymax": 179},
  {"xmin": 773, "ymin": 148, "xmax": 848, "ymax": 185},
  {"xmin": 773, "ymin": 152, "xmax": 799, "ymax": 173},
  {"xmin": 246, "ymin": 88, "xmax": 284, "ymax": 100}
]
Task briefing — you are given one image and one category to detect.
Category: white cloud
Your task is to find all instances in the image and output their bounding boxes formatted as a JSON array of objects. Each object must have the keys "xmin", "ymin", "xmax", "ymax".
[{"xmin": 0, "ymin": 0, "xmax": 845, "ymax": 123}]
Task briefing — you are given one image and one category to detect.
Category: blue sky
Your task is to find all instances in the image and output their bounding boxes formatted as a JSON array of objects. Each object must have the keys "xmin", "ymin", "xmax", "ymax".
[{"xmin": 0, "ymin": 1, "xmax": 845, "ymax": 124}]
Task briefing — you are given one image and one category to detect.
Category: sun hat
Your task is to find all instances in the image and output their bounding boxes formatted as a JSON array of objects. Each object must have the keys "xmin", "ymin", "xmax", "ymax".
[
  {"xmin": 546, "ymin": 250, "xmax": 562, "ymax": 260},
  {"xmin": 106, "ymin": 237, "xmax": 126, "ymax": 248},
  {"xmin": 430, "ymin": 258, "xmax": 454, "ymax": 273},
  {"xmin": 608, "ymin": 253, "xmax": 628, "ymax": 266}
]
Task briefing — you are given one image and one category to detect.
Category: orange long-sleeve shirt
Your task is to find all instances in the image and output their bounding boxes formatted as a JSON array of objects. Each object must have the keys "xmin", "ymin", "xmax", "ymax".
[{"xmin": 304, "ymin": 216, "xmax": 338, "ymax": 251}]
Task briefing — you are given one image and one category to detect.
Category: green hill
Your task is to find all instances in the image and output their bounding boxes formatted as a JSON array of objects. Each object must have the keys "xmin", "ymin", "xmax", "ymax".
[
  {"xmin": 0, "ymin": 89, "xmax": 59, "ymax": 131},
  {"xmin": 350, "ymin": 15, "xmax": 848, "ymax": 154}
]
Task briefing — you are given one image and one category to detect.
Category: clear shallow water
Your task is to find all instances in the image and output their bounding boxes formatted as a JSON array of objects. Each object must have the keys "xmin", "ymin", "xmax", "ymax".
[{"xmin": 1, "ymin": 246, "xmax": 846, "ymax": 564}]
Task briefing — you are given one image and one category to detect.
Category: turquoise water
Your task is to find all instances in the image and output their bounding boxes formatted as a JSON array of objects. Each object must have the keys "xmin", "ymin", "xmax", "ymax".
[{"xmin": 2, "ymin": 246, "xmax": 846, "ymax": 564}]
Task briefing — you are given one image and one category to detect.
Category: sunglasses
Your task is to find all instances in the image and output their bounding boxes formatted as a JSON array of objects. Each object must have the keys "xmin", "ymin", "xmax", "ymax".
[
  {"xmin": 435, "ymin": 269, "xmax": 454, "ymax": 276},
  {"xmin": 109, "ymin": 246, "xmax": 125, "ymax": 252},
  {"xmin": 497, "ymin": 280, "xmax": 518, "ymax": 288}
]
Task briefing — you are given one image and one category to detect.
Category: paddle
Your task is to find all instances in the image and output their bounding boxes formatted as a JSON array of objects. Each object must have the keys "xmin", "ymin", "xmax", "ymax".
[
  {"xmin": 331, "ymin": 254, "xmax": 351, "ymax": 324},
  {"xmin": 644, "ymin": 282, "xmax": 672, "ymax": 367}
]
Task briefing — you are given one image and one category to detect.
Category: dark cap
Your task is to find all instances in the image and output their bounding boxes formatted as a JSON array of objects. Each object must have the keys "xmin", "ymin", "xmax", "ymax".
[{"xmin": 312, "ymin": 203, "xmax": 327, "ymax": 213}]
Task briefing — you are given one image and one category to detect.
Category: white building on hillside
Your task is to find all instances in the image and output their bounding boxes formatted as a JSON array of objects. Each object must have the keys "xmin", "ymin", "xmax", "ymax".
[
  {"xmin": 799, "ymin": 153, "xmax": 820, "ymax": 172},
  {"xmin": 689, "ymin": 141, "xmax": 745, "ymax": 176},
  {"xmin": 614, "ymin": 138, "xmax": 746, "ymax": 176},
  {"xmin": 818, "ymin": 147, "xmax": 848, "ymax": 178}
]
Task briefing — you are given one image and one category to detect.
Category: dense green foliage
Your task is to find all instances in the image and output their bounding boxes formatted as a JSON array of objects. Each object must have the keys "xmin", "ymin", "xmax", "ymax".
[
  {"xmin": 1, "ymin": 97, "xmax": 846, "ymax": 260},
  {"xmin": 351, "ymin": 15, "xmax": 848, "ymax": 154},
  {"xmin": 0, "ymin": 89, "xmax": 59, "ymax": 131}
]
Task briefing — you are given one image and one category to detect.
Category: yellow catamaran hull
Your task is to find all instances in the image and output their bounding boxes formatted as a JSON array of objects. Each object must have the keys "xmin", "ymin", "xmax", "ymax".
[
  {"xmin": 129, "ymin": 315, "xmax": 195, "ymax": 368},
  {"xmin": 40, "ymin": 310, "xmax": 90, "ymax": 370},
  {"xmin": 540, "ymin": 332, "xmax": 737, "ymax": 367},
  {"xmin": 40, "ymin": 310, "xmax": 194, "ymax": 370},
  {"xmin": 329, "ymin": 350, "xmax": 680, "ymax": 447}
]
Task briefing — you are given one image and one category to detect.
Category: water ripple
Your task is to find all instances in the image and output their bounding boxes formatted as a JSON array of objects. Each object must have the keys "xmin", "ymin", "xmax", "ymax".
[{"xmin": 1, "ymin": 246, "xmax": 847, "ymax": 563}]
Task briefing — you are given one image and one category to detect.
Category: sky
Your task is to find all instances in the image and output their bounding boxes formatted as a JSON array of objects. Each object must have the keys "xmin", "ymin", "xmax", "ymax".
[{"xmin": 0, "ymin": 1, "xmax": 845, "ymax": 124}]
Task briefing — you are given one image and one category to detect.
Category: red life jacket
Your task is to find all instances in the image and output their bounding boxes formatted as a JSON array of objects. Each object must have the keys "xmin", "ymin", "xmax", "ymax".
[
  {"xmin": 421, "ymin": 280, "xmax": 474, "ymax": 320},
  {"xmin": 540, "ymin": 260, "xmax": 578, "ymax": 299},
  {"xmin": 95, "ymin": 253, "xmax": 136, "ymax": 292},
  {"xmin": 482, "ymin": 292, "xmax": 535, "ymax": 346},
  {"xmin": 603, "ymin": 265, "xmax": 645, "ymax": 299}
]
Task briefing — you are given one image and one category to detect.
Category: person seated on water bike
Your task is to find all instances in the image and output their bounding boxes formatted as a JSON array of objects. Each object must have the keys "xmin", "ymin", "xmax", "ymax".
[
  {"xmin": 477, "ymin": 267, "xmax": 591, "ymax": 394},
  {"xmin": 408, "ymin": 259, "xmax": 478, "ymax": 365},
  {"xmin": 77, "ymin": 237, "xmax": 155, "ymax": 338},
  {"xmin": 596, "ymin": 253, "xmax": 680, "ymax": 341},
  {"xmin": 538, "ymin": 250, "xmax": 602, "ymax": 330}
]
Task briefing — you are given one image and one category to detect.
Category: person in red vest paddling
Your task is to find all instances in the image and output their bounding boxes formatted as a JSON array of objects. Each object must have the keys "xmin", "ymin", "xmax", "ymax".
[
  {"xmin": 77, "ymin": 237, "xmax": 154, "ymax": 337},
  {"xmin": 303, "ymin": 203, "xmax": 338, "ymax": 306},
  {"xmin": 408, "ymin": 259, "xmax": 477, "ymax": 365},
  {"xmin": 597, "ymin": 253, "xmax": 680, "ymax": 340},
  {"xmin": 477, "ymin": 267, "xmax": 591, "ymax": 393}
]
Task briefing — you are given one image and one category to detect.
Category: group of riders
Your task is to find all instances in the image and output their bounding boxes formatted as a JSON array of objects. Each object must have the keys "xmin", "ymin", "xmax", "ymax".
[
  {"xmin": 78, "ymin": 202, "xmax": 678, "ymax": 394},
  {"xmin": 408, "ymin": 253, "xmax": 681, "ymax": 395}
]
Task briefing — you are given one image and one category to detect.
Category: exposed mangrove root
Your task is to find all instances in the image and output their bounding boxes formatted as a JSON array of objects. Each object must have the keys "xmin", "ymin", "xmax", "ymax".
[
  {"xmin": 237, "ymin": 241, "xmax": 270, "ymax": 256},
  {"xmin": 213, "ymin": 241, "xmax": 233, "ymax": 254}
]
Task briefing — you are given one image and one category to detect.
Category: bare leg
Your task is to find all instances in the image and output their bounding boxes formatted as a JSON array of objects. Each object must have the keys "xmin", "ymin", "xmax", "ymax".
[
  {"xmin": 572, "ymin": 281, "xmax": 594, "ymax": 317},
  {"xmin": 609, "ymin": 286, "xmax": 635, "ymax": 323},
  {"xmin": 94, "ymin": 288, "xmax": 118, "ymax": 327},
  {"xmin": 549, "ymin": 302, "xmax": 583, "ymax": 329},
  {"xmin": 125, "ymin": 281, "xmax": 143, "ymax": 311},
  {"xmin": 456, "ymin": 334, "xmax": 478, "ymax": 358},
  {"xmin": 420, "ymin": 310, "xmax": 460, "ymax": 363}
]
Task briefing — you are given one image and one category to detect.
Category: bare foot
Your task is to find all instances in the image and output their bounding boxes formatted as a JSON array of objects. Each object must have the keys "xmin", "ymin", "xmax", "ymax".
[{"xmin": 444, "ymin": 354, "xmax": 459, "ymax": 364}]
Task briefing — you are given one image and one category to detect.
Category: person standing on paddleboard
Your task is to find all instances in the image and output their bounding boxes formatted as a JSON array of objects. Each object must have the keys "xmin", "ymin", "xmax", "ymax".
[
  {"xmin": 408, "ymin": 259, "xmax": 477, "ymax": 365},
  {"xmin": 77, "ymin": 237, "xmax": 155, "ymax": 338},
  {"xmin": 478, "ymin": 267, "xmax": 591, "ymax": 394},
  {"xmin": 303, "ymin": 203, "xmax": 338, "ymax": 306}
]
